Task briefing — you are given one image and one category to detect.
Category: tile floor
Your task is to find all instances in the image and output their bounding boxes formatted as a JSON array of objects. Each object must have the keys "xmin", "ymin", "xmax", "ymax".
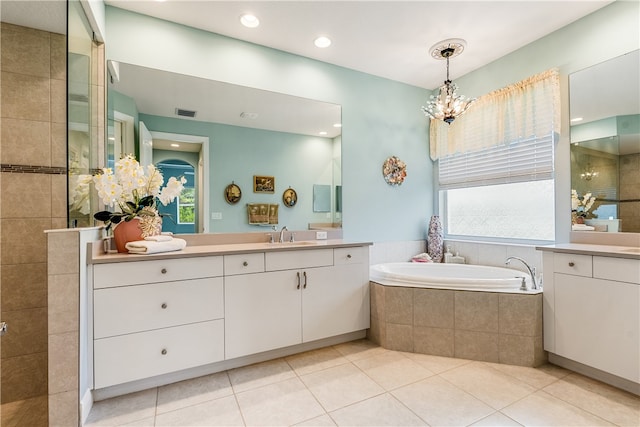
[{"xmin": 85, "ymin": 339, "xmax": 640, "ymax": 427}]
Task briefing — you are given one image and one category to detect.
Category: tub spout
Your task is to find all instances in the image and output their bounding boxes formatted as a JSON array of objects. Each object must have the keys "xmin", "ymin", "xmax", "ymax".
[{"xmin": 505, "ymin": 256, "xmax": 538, "ymax": 290}]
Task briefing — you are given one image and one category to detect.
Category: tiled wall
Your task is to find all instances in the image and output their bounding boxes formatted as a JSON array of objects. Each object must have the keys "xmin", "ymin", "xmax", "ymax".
[
  {"xmin": 620, "ymin": 153, "xmax": 640, "ymax": 232},
  {"xmin": 0, "ymin": 22, "xmax": 67, "ymax": 425}
]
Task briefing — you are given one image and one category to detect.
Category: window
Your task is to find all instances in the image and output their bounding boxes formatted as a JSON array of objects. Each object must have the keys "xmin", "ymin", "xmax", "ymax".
[
  {"xmin": 432, "ymin": 69, "xmax": 560, "ymax": 242},
  {"xmin": 177, "ymin": 187, "xmax": 195, "ymax": 224}
]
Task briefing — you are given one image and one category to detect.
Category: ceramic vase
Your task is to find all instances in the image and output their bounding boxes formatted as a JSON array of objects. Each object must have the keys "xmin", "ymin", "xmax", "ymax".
[
  {"xmin": 427, "ymin": 215, "xmax": 444, "ymax": 263},
  {"xmin": 113, "ymin": 218, "xmax": 144, "ymax": 253}
]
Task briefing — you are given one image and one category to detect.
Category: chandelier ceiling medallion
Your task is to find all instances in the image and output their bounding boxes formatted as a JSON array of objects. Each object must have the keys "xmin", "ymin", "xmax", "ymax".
[{"xmin": 422, "ymin": 38, "xmax": 476, "ymax": 125}]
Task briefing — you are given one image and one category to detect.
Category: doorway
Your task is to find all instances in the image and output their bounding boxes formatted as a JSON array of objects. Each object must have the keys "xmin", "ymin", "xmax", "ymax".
[{"xmin": 150, "ymin": 131, "xmax": 210, "ymax": 233}]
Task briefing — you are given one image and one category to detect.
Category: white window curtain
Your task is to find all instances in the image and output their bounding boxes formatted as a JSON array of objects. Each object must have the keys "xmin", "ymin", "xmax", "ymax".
[{"xmin": 429, "ymin": 68, "xmax": 561, "ymax": 161}]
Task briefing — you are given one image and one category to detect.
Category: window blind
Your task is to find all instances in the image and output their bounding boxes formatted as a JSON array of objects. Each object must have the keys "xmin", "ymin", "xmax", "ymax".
[{"xmin": 438, "ymin": 133, "xmax": 555, "ymax": 190}]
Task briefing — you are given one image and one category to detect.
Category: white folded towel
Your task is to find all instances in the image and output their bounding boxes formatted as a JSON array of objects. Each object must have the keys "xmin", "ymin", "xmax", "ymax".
[
  {"xmin": 126, "ymin": 238, "xmax": 187, "ymax": 254},
  {"xmin": 572, "ymin": 224, "xmax": 595, "ymax": 231},
  {"xmin": 145, "ymin": 235, "xmax": 173, "ymax": 242}
]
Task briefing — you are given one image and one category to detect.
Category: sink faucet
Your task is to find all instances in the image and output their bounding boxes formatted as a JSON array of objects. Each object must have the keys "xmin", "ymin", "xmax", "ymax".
[
  {"xmin": 279, "ymin": 226, "xmax": 288, "ymax": 243},
  {"xmin": 505, "ymin": 256, "xmax": 538, "ymax": 290}
]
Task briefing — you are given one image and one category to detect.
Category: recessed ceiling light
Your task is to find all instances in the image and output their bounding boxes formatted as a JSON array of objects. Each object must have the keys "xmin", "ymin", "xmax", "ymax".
[
  {"xmin": 571, "ymin": 117, "xmax": 583, "ymax": 123},
  {"xmin": 319, "ymin": 131, "xmax": 328, "ymax": 136},
  {"xmin": 240, "ymin": 14, "xmax": 260, "ymax": 28},
  {"xmin": 314, "ymin": 36, "xmax": 332, "ymax": 48},
  {"xmin": 333, "ymin": 123, "xmax": 342, "ymax": 128},
  {"xmin": 171, "ymin": 143, "xmax": 180, "ymax": 148}
]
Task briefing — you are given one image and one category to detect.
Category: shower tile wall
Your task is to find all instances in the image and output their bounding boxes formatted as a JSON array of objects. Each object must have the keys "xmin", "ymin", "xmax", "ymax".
[{"xmin": 0, "ymin": 22, "xmax": 67, "ymax": 425}]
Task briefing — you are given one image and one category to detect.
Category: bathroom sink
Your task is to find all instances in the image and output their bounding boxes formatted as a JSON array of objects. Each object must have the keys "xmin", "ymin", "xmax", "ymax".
[{"xmin": 273, "ymin": 241, "xmax": 321, "ymax": 246}]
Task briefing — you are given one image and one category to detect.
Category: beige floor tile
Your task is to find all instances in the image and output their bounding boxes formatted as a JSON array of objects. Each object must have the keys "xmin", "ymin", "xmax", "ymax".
[
  {"xmin": 228, "ymin": 357, "xmax": 296, "ymax": 393},
  {"xmin": 235, "ymin": 377, "xmax": 325, "ymax": 426},
  {"xmin": 502, "ymin": 390, "xmax": 614, "ymax": 426},
  {"xmin": 542, "ymin": 373, "xmax": 640, "ymax": 426},
  {"xmin": 485, "ymin": 362, "xmax": 570, "ymax": 389},
  {"xmin": 391, "ymin": 375, "xmax": 494, "ymax": 426},
  {"xmin": 84, "ymin": 389, "xmax": 157, "ymax": 427},
  {"xmin": 154, "ymin": 395, "xmax": 243, "ymax": 426},
  {"xmin": 332, "ymin": 339, "xmax": 388, "ymax": 361},
  {"xmin": 353, "ymin": 351, "xmax": 434, "ymax": 390},
  {"xmin": 401, "ymin": 351, "xmax": 472, "ymax": 374},
  {"xmin": 301, "ymin": 363, "xmax": 385, "ymax": 412},
  {"xmin": 330, "ymin": 393, "xmax": 426, "ymax": 426},
  {"xmin": 294, "ymin": 413, "xmax": 337, "ymax": 426},
  {"xmin": 470, "ymin": 411, "xmax": 522, "ymax": 426},
  {"xmin": 156, "ymin": 371, "xmax": 233, "ymax": 415},
  {"xmin": 440, "ymin": 361, "xmax": 537, "ymax": 409},
  {"xmin": 124, "ymin": 417, "xmax": 155, "ymax": 426},
  {"xmin": 286, "ymin": 346, "xmax": 350, "ymax": 376}
]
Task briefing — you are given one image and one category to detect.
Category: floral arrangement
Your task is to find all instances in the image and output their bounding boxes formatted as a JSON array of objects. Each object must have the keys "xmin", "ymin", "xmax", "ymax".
[
  {"xmin": 382, "ymin": 156, "xmax": 407, "ymax": 186},
  {"xmin": 571, "ymin": 189, "xmax": 596, "ymax": 218},
  {"xmin": 93, "ymin": 154, "xmax": 186, "ymax": 236}
]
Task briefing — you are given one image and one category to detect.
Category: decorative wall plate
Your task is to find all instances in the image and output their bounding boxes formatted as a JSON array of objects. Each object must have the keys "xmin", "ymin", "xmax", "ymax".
[
  {"xmin": 282, "ymin": 188, "xmax": 298, "ymax": 207},
  {"xmin": 382, "ymin": 156, "xmax": 407, "ymax": 186},
  {"xmin": 224, "ymin": 182, "xmax": 242, "ymax": 204}
]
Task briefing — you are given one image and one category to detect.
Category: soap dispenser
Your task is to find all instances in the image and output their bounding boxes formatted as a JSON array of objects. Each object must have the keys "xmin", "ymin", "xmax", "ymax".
[{"xmin": 444, "ymin": 245, "xmax": 453, "ymax": 263}]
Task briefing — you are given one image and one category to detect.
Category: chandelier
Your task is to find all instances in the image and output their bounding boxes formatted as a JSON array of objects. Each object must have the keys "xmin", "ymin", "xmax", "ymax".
[
  {"xmin": 580, "ymin": 163, "xmax": 599, "ymax": 180},
  {"xmin": 422, "ymin": 39, "xmax": 475, "ymax": 124}
]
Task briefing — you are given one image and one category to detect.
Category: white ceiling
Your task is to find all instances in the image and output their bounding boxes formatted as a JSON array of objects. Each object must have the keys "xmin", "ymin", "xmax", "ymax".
[{"xmin": 102, "ymin": 0, "xmax": 613, "ymax": 90}]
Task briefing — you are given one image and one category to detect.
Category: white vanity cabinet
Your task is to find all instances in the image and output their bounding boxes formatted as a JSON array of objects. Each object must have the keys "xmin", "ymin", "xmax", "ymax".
[
  {"xmin": 90, "ymin": 243, "xmax": 370, "ymax": 393},
  {"xmin": 92, "ymin": 256, "xmax": 225, "ymax": 389},
  {"xmin": 542, "ymin": 250, "xmax": 639, "ymax": 387},
  {"xmin": 224, "ymin": 246, "xmax": 369, "ymax": 359}
]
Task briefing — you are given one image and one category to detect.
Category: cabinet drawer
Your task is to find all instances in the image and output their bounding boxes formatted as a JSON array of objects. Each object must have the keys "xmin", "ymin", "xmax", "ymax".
[
  {"xmin": 94, "ymin": 319, "xmax": 224, "ymax": 389},
  {"xmin": 93, "ymin": 256, "xmax": 223, "ymax": 289},
  {"xmin": 593, "ymin": 256, "xmax": 640, "ymax": 284},
  {"xmin": 553, "ymin": 253, "xmax": 592, "ymax": 277},
  {"xmin": 94, "ymin": 277, "xmax": 223, "ymax": 338},
  {"xmin": 334, "ymin": 246, "xmax": 368, "ymax": 265},
  {"xmin": 224, "ymin": 253, "xmax": 265, "ymax": 275},
  {"xmin": 265, "ymin": 249, "xmax": 333, "ymax": 271}
]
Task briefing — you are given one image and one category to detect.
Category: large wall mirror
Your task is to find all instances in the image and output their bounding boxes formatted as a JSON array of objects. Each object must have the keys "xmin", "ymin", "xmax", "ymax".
[
  {"xmin": 569, "ymin": 49, "xmax": 640, "ymax": 233},
  {"xmin": 106, "ymin": 62, "xmax": 342, "ymax": 234}
]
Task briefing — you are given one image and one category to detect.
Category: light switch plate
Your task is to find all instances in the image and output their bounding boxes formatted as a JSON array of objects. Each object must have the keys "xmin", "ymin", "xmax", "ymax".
[{"xmin": 211, "ymin": 212, "xmax": 222, "ymax": 220}]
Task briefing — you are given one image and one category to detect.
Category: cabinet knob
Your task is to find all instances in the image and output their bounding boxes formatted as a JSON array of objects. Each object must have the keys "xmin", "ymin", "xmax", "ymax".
[
  {"xmin": 568, "ymin": 262, "xmax": 575, "ymax": 267},
  {"xmin": 161, "ymin": 303, "xmax": 167, "ymax": 309},
  {"xmin": 243, "ymin": 261, "xmax": 248, "ymax": 267},
  {"xmin": 347, "ymin": 254, "xmax": 352, "ymax": 259},
  {"xmin": 161, "ymin": 268, "xmax": 167, "ymax": 274},
  {"xmin": 161, "ymin": 349, "xmax": 167, "ymax": 355}
]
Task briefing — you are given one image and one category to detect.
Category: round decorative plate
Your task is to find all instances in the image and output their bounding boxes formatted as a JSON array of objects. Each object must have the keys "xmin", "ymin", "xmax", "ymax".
[
  {"xmin": 224, "ymin": 183, "xmax": 242, "ymax": 204},
  {"xmin": 382, "ymin": 156, "xmax": 407, "ymax": 186},
  {"xmin": 282, "ymin": 188, "xmax": 298, "ymax": 207}
]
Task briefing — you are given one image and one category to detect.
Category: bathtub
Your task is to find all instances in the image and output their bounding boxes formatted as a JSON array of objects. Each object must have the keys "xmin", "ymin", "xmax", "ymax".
[
  {"xmin": 370, "ymin": 262, "xmax": 540, "ymax": 293},
  {"xmin": 368, "ymin": 262, "xmax": 546, "ymax": 366}
]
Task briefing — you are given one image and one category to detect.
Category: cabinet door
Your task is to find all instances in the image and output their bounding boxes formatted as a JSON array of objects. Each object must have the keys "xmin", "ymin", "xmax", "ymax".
[
  {"xmin": 555, "ymin": 273, "xmax": 640, "ymax": 382},
  {"xmin": 302, "ymin": 264, "xmax": 369, "ymax": 343},
  {"xmin": 224, "ymin": 270, "xmax": 302, "ymax": 359}
]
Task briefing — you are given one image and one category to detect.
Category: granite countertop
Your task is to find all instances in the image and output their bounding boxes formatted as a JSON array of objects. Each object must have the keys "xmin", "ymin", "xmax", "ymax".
[
  {"xmin": 90, "ymin": 239, "xmax": 372, "ymax": 264},
  {"xmin": 536, "ymin": 243, "xmax": 640, "ymax": 260}
]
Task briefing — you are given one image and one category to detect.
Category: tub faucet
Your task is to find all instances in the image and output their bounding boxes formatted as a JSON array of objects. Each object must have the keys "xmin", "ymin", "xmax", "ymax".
[
  {"xmin": 505, "ymin": 256, "xmax": 538, "ymax": 290},
  {"xmin": 279, "ymin": 226, "xmax": 288, "ymax": 243}
]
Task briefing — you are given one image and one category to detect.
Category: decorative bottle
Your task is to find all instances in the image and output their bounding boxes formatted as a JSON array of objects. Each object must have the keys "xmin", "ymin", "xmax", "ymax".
[{"xmin": 427, "ymin": 215, "xmax": 444, "ymax": 263}]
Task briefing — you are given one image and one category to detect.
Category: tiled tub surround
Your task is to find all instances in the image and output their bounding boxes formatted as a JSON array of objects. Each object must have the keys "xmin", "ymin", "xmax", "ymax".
[{"xmin": 368, "ymin": 282, "xmax": 545, "ymax": 367}]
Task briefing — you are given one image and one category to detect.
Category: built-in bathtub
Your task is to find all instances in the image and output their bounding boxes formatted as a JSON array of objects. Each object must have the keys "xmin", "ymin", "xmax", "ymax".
[{"xmin": 368, "ymin": 262, "xmax": 546, "ymax": 367}]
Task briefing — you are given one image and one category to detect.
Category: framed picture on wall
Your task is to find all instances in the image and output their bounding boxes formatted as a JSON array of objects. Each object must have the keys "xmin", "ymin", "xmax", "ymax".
[{"xmin": 253, "ymin": 175, "xmax": 275, "ymax": 193}]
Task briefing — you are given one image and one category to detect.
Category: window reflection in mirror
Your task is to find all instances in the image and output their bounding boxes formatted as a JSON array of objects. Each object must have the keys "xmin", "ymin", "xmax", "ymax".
[
  {"xmin": 106, "ymin": 62, "xmax": 342, "ymax": 233},
  {"xmin": 569, "ymin": 49, "xmax": 640, "ymax": 232}
]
